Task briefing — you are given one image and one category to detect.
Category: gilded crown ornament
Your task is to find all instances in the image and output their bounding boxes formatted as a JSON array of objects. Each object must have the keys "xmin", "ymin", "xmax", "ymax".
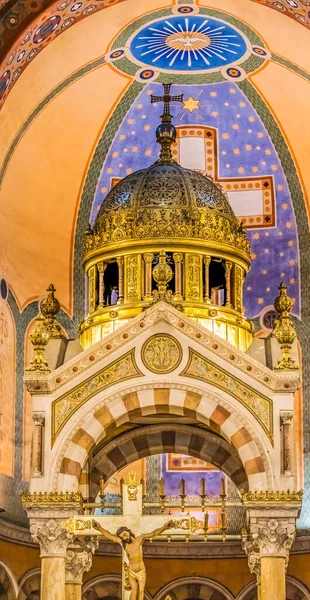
[
  {"xmin": 272, "ymin": 282, "xmax": 298, "ymax": 371},
  {"xmin": 26, "ymin": 313, "xmax": 50, "ymax": 372},
  {"xmin": 40, "ymin": 283, "xmax": 61, "ymax": 339}
]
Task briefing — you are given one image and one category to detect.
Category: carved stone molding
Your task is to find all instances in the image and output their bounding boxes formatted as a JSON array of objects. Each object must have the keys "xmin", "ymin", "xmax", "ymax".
[{"xmin": 29, "ymin": 518, "xmax": 73, "ymax": 557}]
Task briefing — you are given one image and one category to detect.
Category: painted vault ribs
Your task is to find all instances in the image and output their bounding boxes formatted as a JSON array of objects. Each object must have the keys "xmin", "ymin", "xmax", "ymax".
[{"xmin": 52, "ymin": 349, "xmax": 143, "ymax": 442}]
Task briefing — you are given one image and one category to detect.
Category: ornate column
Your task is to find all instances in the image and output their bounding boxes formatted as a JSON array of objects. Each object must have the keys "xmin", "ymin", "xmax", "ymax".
[
  {"xmin": 30, "ymin": 519, "xmax": 73, "ymax": 600},
  {"xmin": 116, "ymin": 256, "xmax": 124, "ymax": 304},
  {"xmin": 242, "ymin": 491, "xmax": 302, "ymax": 600},
  {"xmin": 21, "ymin": 492, "xmax": 85, "ymax": 600},
  {"xmin": 280, "ymin": 413, "xmax": 293, "ymax": 475},
  {"xmin": 203, "ymin": 255, "xmax": 211, "ymax": 304},
  {"xmin": 32, "ymin": 413, "xmax": 45, "ymax": 477},
  {"xmin": 97, "ymin": 262, "xmax": 107, "ymax": 308},
  {"xmin": 225, "ymin": 260, "xmax": 233, "ymax": 308},
  {"xmin": 65, "ymin": 541, "xmax": 95, "ymax": 600},
  {"xmin": 173, "ymin": 253, "xmax": 183, "ymax": 302},
  {"xmin": 143, "ymin": 253, "xmax": 154, "ymax": 301}
]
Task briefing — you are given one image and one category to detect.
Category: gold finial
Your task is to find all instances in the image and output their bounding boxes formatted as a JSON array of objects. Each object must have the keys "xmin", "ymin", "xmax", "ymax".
[
  {"xmin": 152, "ymin": 251, "xmax": 173, "ymax": 300},
  {"xmin": 272, "ymin": 282, "xmax": 298, "ymax": 371},
  {"xmin": 26, "ymin": 313, "xmax": 50, "ymax": 372},
  {"xmin": 124, "ymin": 471, "xmax": 140, "ymax": 501},
  {"xmin": 41, "ymin": 284, "xmax": 61, "ymax": 339},
  {"xmin": 151, "ymin": 83, "xmax": 183, "ymax": 163}
]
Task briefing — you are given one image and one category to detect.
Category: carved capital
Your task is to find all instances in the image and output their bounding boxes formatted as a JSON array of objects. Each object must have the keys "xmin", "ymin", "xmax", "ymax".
[
  {"xmin": 30, "ymin": 519, "xmax": 73, "ymax": 557},
  {"xmin": 243, "ymin": 518, "xmax": 296, "ymax": 572},
  {"xmin": 97, "ymin": 262, "xmax": 107, "ymax": 274},
  {"xmin": 173, "ymin": 253, "xmax": 183, "ymax": 264},
  {"xmin": 242, "ymin": 539, "xmax": 261, "ymax": 582},
  {"xmin": 280, "ymin": 412, "xmax": 293, "ymax": 427},
  {"xmin": 65, "ymin": 547, "xmax": 92, "ymax": 584},
  {"xmin": 143, "ymin": 253, "xmax": 154, "ymax": 264},
  {"xmin": 33, "ymin": 412, "xmax": 45, "ymax": 426}
]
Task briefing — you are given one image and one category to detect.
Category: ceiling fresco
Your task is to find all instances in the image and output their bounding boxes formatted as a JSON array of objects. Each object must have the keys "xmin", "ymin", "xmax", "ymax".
[{"xmin": 0, "ymin": 0, "xmax": 309, "ymax": 109}]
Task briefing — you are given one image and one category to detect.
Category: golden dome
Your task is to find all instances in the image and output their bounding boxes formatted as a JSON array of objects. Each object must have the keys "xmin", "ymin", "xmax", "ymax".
[
  {"xmin": 81, "ymin": 84, "xmax": 253, "ymax": 351},
  {"xmin": 96, "ymin": 162, "xmax": 235, "ymax": 219}
]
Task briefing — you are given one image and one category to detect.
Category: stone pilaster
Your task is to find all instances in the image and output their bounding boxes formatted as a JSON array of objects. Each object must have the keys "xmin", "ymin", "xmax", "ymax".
[
  {"xmin": 21, "ymin": 492, "xmax": 84, "ymax": 600},
  {"xmin": 30, "ymin": 518, "xmax": 73, "ymax": 600}
]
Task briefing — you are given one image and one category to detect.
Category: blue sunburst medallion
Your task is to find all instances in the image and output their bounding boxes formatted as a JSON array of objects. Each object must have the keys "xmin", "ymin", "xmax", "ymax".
[{"xmin": 129, "ymin": 15, "xmax": 248, "ymax": 72}]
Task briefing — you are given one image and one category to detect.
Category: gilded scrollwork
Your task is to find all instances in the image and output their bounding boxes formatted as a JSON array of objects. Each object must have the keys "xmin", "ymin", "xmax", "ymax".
[
  {"xmin": 52, "ymin": 350, "xmax": 143, "ymax": 441},
  {"xmin": 186, "ymin": 254, "xmax": 201, "ymax": 301},
  {"xmin": 125, "ymin": 255, "xmax": 140, "ymax": 300},
  {"xmin": 181, "ymin": 348, "xmax": 273, "ymax": 436},
  {"xmin": 84, "ymin": 204, "xmax": 250, "ymax": 259}
]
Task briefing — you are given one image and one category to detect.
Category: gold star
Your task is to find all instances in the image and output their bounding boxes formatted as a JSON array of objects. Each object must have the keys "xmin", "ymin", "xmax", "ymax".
[{"xmin": 183, "ymin": 96, "xmax": 200, "ymax": 113}]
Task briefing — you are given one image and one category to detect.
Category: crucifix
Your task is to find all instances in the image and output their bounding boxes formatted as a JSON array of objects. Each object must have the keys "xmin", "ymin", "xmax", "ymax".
[
  {"xmin": 64, "ymin": 472, "xmax": 206, "ymax": 600},
  {"xmin": 151, "ymin": 83, "xmax": 184, "ymax": 123},
  {"xmin": 150, "ymin": 83, "xmax": 184, "ymax": 162}
]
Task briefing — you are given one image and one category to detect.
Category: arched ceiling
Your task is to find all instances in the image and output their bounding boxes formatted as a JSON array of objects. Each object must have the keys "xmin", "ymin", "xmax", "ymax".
[
  {"xmin": 0, "ymin": 0, "xmax": 309, "ymax": 75},
  {"xmin": 0, "ymin": 0, "xmax": 309, "ymax": 316}
]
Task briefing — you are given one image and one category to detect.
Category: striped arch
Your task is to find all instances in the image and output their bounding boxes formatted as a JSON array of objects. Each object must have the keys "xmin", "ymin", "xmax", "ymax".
[
  {"xmin": 57, "ymin": 385, "xmax": 270, "ymax": 492},
  {"xmin": 154, "ymin": 576, "xmax": 234, "ymax": 600},
  {"xmin": 88, "ymin": 424, "xmax": 248, "ymax": 500}
]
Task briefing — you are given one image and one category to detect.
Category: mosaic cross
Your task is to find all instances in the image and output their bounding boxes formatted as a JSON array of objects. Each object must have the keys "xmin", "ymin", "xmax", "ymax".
[{"xmin": 151, "ymin": 83, "xmax": 184, "ymax": 123}]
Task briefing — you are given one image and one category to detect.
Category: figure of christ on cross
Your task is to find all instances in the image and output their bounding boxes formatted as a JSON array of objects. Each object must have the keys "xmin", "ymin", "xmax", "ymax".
[{"xmin": 93, "ymin": 520, "xmax": 175, "ymax": 600}]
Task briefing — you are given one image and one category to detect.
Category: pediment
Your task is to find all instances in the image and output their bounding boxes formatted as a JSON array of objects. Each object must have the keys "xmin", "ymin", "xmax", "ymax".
[
  {"xmin": 24, "ymin": 301, "xmax": 299, "ymax": 446},
  {"xmin": 24, "ymin": 300, "xmax": 298, "ymax": 396}
]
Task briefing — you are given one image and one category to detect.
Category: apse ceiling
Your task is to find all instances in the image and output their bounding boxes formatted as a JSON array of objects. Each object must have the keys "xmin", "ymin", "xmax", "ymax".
[{"xmin": 0, "ymin": 0, "xmax": 309, "ymax": 106}]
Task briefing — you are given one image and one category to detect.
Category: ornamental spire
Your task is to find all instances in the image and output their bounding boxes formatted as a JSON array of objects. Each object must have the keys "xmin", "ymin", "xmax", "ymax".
[
  {"xmin": 272, "ymin": 282, "xmax": 298, "ymax": 371},
  {"xmin": 151, "ymin": 83, "xmax": 183, "ymax": 163}
]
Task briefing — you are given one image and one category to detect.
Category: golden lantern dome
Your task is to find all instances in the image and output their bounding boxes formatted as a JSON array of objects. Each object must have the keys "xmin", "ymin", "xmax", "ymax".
[{"xmin": 80, "ymin": 85, "xmax": 253, "ymax": 351}]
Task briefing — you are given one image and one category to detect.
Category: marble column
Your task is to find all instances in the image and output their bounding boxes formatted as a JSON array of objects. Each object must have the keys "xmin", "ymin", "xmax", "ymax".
[
  {"xmin": 65, "ymin": 543, "xmax": 94, "ymax": 600},
  {"xmin": 280, "ymin": 413, "xmax": 293, "ymax": 475},
  {"xmin": 143, "ymin": 253, "xmax": 154, "ymax": 301},
  {"xmin": 32, "ymin": 413, "xmax": 45, "ymax": 477},
  {"xmin": 261, "ymin": 556, "xmax": 286, "ymax": 600},
  {"xmin": 30, "ymin": 519, "xmax": 73, "ymax": 600},
  {"xmin": 117, "ymin": 256, "xmax": 124, "ymax": 304},
  {"xmin": 203, "ymin": 255, "xmax": 211, "ymax": 304},
  {"xmin": 97, "ymin": 262, "xmax": 107, "ymax": 308},
  {"xmin": 173, "ymin": 253, "xmax": 183, "ymax": 302}
]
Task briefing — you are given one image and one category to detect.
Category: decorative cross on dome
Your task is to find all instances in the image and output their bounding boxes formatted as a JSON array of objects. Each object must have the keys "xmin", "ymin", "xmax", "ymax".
[{"xmin": 151, "ymin": 83, "xmax": 183, "ymax": 123}]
